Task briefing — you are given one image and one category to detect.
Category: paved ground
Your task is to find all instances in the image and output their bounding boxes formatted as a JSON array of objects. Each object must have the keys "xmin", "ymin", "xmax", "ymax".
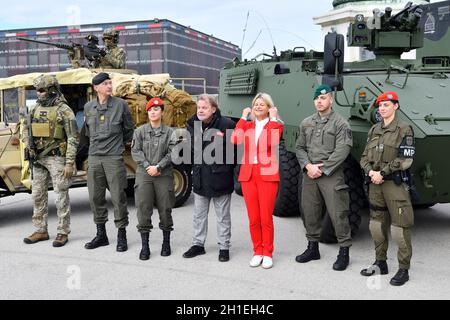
[{"xmin": 1, "ymin": 187, "xmax": 450, "ymax": 300}]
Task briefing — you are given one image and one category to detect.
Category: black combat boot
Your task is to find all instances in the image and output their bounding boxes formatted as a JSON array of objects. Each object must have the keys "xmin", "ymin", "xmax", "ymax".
[
  {"xmin": 390, "ymin": 268, "xmax": 409, "ymax": 286},
  {"xmin": 333, "ymin": 246, "xmax": 350, "ymax": 271},
  {"xmin": 139, "ymin": 232, "xmax": 150, "ymax": 260},
  {"xmin": 183, "ymin": 245, "xmax": 206, "ymax": 258},
  {"xmin": 84, "ymin": 223, "xmax": 109, "ymax": 249},
  {"xmin": 161, "ymin": 230, "xmax": 171, "ymax": 257},
  {"xmin": 295, "ymin": 241, "xmax": 320, "ymax": 263},
  {"xmin": 360, "ymin": 260, "xmax": 388, "ymax": 276},
  {"xmin": 116, "ymin": 227, "xmax": 128, "ymax": 252}
]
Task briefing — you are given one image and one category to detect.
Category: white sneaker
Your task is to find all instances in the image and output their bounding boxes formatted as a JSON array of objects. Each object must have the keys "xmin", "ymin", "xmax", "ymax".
[
  {"xmin": 262, "ymin": 256, "xmax": 273, "ymax": 269},
  {"xmin": 249, "ymin": 255, "xmax": 263, "ymax": 267}
]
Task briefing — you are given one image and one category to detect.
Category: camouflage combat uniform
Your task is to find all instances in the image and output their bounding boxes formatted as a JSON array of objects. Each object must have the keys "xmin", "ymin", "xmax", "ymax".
[
  {"xmin": 99, "ymin": 29, "xmax": 126, "ymax": 69},
  {"xmin": 100, "ymin": 46, "xmax": 126, "ymax": 69},
  {"xmin": 22, "ymin": 75, "xmax": 79, "ymax": 237},
  {"xmin": 360, "ymin": 115, "xmax": 415, "ymax": 270}
]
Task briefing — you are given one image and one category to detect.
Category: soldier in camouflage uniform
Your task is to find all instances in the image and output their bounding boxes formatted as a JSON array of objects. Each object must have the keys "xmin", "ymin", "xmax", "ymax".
[
  {"xmin": 295, "ymin": 84, "xmax": 353, "ymax": 271},
  {"xmin": 99, "ymin": 28, "xmax": 126, "ymax": 69},
  {"xmin": 23, "ymin": 75, "xmax": 79, "ymax": 247},
  {"xmin": 360, "ymin": 91, "xmax": 415, "ymax": 286}
]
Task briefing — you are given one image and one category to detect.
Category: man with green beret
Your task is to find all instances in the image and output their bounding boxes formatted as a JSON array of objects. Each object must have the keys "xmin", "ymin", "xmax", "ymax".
[{"xmin": 295, "ymin": 84, "xmax": 353, "ymax": 271}]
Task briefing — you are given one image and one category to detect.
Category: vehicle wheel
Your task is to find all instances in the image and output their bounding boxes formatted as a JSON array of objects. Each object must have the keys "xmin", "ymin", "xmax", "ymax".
[
  {"xmin": 234, "ymin": 164, "xmax": 243, "ymax": 196},
  {"xmin": 173, "ymin": 164, "xmax": 192, "ymax": 208},
  {"xmin": 319, "ymin": 155, "xmax": 366, "ymax": 243},
  {"xmin": 273, "ymin": 141, "xmax": 301, "ymax": 217},
  {"xmin": 413, "ymin": 203, "xmax": 436, "ymax": 209}
]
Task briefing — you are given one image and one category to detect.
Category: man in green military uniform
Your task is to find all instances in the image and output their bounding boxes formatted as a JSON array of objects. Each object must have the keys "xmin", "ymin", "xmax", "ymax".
[
  {"xmin": 84, "ymin": 72, "xmax": 134, "ymax": 252},
  {"xmin": 99, "ymin": 28, "xmax": 126, "ymax": 69},
  {"xmin": 360, "ymin": 91, "xmax": 415, "ymax": 286},
  {"xmin": 295, "ymin": 84, "xmax": 353, "ymax": 271},
  {"xmin": 132, "ymin": 97, "xmax": 177, "ymax": 260},
  {"xmin": 23, "ymin": 75, "xmax": 79, "ymax": 247}
]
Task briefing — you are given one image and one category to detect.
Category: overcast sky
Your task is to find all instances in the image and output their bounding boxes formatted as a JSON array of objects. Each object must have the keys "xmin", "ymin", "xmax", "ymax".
[{"xmin": 0, "ymin": 0, "xmax": 333, "ymax": 59}]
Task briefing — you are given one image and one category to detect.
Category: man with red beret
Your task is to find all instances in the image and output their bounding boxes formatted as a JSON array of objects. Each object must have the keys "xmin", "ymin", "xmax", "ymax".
[
  {"xmin": 360, "ymin": 91, "xmax": 415, "ymax": 286},
  {"xmin": 131, "ymin": 97, "xmax": 178, "ymax": 260}
]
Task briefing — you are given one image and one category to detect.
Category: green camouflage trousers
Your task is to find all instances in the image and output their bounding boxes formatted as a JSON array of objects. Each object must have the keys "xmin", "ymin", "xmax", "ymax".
[{"xmin": 32, "ymin": 156, "xmax": 72, "ymax": 235}]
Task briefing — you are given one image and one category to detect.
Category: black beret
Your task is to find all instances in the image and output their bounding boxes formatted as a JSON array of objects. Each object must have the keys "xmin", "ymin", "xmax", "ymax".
[{"xmin": 92, "ymin": 72, "xmax": 111, "ymax": 85}]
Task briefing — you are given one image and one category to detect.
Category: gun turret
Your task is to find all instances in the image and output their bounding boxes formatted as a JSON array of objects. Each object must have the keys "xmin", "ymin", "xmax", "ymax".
[
  {"xmin": 18, "ymin": 36, "xmax": 106, "ymax": 68},
  {"xmin": 347, "ymin": 2, "xmax": 424, "ymax": 57}
]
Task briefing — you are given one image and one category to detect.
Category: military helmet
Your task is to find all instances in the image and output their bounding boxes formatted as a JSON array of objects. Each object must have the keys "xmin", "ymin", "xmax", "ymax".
[
  {"xmin": 85, "ymin": 34, "xmax": 99, "ymax": 45},
  {"xmin": 33, "ymin": 74, "xmax": 60, "ymax": 91},
  {"xmin": 102, "ymin": 28, "xmax": 119, "ymax": 42}
]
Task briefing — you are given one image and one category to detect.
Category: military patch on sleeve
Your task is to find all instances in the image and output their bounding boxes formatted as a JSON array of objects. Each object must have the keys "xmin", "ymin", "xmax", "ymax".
[
  {"xmin": 69, "ymin": 119, "xmax": 78, "ymax": 136},
  {"xmin": 346, "ymin": 129, "xmax": 352, "ymax": 140},
  {"xmin": 398, "ymin": 135, "xmax": 415, "ymax": 158},
  {"xmin": 375, "ymin": 110, "xmax": 383, "ymax": 123},
  {"xmin": 405, "ymin": 136, "xmax": 414, "ymax": 146}
]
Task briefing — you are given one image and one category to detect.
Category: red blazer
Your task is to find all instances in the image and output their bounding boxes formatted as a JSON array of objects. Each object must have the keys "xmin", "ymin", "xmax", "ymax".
[{"xmin": 231, "ymin": 118, "xmax": 283, "ymax": 182}]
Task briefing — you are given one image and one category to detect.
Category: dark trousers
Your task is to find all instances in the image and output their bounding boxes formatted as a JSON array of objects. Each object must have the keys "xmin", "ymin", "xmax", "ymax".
[
  {"xmin": 87, "ymin": 155, "xmax": 129, "ymax": 229},
  {"xmin": 135, "ymin": 170, "xmax": 175, "ymax": 233}
]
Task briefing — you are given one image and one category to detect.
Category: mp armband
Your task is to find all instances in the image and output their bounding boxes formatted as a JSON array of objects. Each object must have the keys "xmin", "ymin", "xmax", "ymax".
[{"xmin": 398, "ymin": 135, "xmax": 415, "ymax": 158}]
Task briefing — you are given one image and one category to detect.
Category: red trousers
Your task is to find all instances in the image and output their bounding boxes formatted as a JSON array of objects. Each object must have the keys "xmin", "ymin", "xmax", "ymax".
[{"xmin": 241, "ymin": 164, "xmax": 279, "ymax": 257}]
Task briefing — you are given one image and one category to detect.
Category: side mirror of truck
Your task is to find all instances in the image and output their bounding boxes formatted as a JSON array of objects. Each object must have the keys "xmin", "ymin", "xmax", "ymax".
[{"xmin": 323, "ymin": 32, "xmax": 345, "ymax": 91}]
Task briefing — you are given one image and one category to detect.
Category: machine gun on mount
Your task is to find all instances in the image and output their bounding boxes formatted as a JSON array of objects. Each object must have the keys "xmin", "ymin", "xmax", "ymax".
[{"xmin": 18, "ymin": 35, "xmax": 106, "ymax": 69}]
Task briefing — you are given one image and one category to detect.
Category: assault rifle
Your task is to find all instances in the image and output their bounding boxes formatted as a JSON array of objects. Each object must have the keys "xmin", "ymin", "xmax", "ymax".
[
  {"xmin": 21, "ymin": 106, "xmax": 36, "ymax": 180},
  {"xmin": 18, "ymin": 35, "xmax": 106, "ymax": 68}
]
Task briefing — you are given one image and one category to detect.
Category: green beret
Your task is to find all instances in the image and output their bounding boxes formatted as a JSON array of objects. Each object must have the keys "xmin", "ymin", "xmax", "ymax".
[{"xmin": 313, "ymin": 84, "xmax": 332, "ymax": 100}]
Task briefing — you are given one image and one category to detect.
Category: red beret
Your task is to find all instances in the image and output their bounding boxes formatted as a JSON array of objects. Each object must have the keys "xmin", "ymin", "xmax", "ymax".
[
  {"xmin": 376, "ymin": 91, "xmax": 399, "ymax": 105},
  {"xmin": 146, "ymin": 97, "xmax": 164, "ymax": 111}
]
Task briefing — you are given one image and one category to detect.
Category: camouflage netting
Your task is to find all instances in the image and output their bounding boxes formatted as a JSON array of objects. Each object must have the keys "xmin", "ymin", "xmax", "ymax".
[{"xmin": 113, "ymin": 75, "xmax": 197, "ymax": 128}]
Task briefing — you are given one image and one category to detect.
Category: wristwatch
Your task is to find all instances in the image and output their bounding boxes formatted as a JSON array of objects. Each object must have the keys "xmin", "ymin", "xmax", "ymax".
[{"xmin": 380, "ymin": 170, "xmax": 386, "ymax": 177}]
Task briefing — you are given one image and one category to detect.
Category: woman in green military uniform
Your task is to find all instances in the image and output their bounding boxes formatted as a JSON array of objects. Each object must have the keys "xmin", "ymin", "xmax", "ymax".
[
  {"xmin": 360, "ymin": 91, "xmax": 415, "ymax": 286},
  {"xmin": 131, "ymin": 97, "xmax": 177, "ymax": 260}
]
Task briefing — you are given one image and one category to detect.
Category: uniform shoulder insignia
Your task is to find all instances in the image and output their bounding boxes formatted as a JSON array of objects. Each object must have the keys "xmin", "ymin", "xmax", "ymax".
[
  {"xmin": 398, "ymin": 135, "xmax": 415, "ymax": 158},
  {"xmin": 346, "ymin": 128, "xmax": 352, "ymax": 140},
  {"xmin": 405, "ymin": 135, "xmax": 414, "ymax": 146}
]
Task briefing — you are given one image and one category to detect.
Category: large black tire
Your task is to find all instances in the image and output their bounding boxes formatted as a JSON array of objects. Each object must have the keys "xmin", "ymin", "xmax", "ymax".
[
  {"xmin": 413, "ymin": 203, "xmax": 436, "ymax": 209},
  {"xmin": 173, "ymin": 164, "xmax": 192, "ymax": 208},
  {"xmin": 234, "ymin": 164, "xmax": 243, "ymax": 196},
  {"xmin": 273, "ymin": 141, "xmax": 301, "ymax": 217},
  {"xmin": 319, "ymin": 155, "xmax": 366, "ymax": 243}
]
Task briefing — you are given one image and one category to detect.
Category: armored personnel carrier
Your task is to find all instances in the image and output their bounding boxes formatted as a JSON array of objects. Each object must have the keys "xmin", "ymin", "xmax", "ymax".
[{"xmin": 219, "ymin": 1, "xmax": 450, "ymax": 241}]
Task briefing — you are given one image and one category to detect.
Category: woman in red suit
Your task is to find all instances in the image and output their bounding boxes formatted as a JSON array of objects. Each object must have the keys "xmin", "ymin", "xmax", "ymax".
[{"xmin": 231, "ymin": 92, "xmax": 283, "ymax": 269}]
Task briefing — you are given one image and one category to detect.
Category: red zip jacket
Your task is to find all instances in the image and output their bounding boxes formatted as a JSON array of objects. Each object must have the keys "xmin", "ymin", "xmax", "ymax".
[{"xmin": 231, "ymin": 118, "xmax": 283, "ymax": 182}]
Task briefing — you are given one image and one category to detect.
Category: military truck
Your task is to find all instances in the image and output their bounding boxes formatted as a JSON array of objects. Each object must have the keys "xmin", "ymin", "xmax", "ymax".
[
  {"xmin": 0, "ymin": 67, "xmax": 195, "ymax": 207},
  {"xmin": 219, "ymin": 1, "xmax": 450, "ymax": 241}
]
